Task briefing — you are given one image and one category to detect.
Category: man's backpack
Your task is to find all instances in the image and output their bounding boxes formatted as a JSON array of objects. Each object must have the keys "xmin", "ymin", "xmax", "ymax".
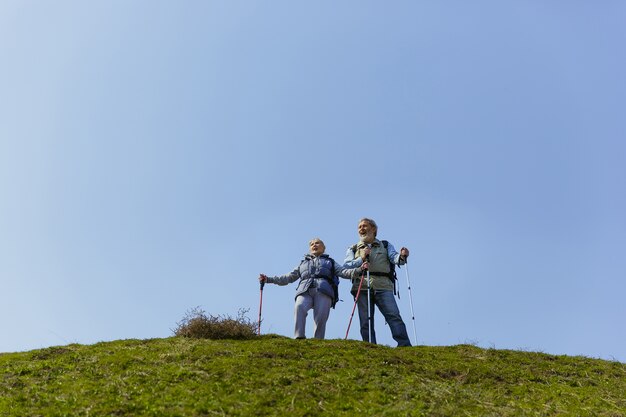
[{"xmin": 350, "ymin": 240, "xmax": 398, "ymax": 297}]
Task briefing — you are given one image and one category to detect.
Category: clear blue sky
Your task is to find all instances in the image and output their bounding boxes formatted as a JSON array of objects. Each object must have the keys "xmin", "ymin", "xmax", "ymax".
[{"xmin": 1, "ymin": 1, "xmax": 624, "ymax": 361}]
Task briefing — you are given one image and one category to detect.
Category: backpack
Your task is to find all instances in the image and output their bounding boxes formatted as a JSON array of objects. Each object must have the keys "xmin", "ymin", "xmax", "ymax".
[
  {"xmin": 328, "ymin": 258, "xmax": 340, "ymax": 309},
  {"xmin": 350, "ymin": 240, "xmax": 398, "ymax": 297}
]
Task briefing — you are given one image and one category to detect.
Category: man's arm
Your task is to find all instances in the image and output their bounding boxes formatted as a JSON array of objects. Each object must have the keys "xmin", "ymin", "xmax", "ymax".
[{"xmin": 386, "ymin": 241, "xmax": 409, "ymax": 266}]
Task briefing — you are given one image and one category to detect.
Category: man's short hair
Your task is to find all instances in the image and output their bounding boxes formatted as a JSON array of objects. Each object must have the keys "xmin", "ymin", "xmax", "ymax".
[{"xmin": 358, "ymin": 218, "xmax": 378, "ymax": 236}]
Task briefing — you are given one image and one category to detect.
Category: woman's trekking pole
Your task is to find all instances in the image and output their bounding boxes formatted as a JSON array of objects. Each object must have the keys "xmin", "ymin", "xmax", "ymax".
[
  {"xmin": 404, "ymin": 262, "xmax": 418, "ymax": 345},
  {"xmin": 257, "ymin": 280, "xmax": 265, "ymax": 336},
  {"xmin": 345, "ymin": 271, "xmax": 366, "ymax": 339}
]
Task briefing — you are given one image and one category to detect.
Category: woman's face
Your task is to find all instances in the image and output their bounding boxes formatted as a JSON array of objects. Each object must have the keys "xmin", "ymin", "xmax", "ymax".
[{"xmin": 309, "ymin": 239, "xmax": 325, "ymax": 256}]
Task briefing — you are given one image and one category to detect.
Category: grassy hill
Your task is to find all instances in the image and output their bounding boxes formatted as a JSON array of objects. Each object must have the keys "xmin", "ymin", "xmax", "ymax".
[{"xmin": 1, "ymin": 336, "xmax": 624, "ymax": 416}]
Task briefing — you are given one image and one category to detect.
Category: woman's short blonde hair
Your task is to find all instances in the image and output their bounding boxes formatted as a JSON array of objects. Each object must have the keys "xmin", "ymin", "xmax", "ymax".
[{"xmin": 309, "ymin": 238, "xmax": 325, "ymax": 248}]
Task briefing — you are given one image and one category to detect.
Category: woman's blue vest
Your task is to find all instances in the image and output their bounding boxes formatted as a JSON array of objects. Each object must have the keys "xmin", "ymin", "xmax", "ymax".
[{"xmin": 294, "ymin": 254, "xmax": 336, "ymax": 300}]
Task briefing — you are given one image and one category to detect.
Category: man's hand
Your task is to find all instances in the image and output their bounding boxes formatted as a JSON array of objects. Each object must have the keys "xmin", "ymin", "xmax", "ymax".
[
  {"xmin": 361, "ymin": 247, "xmax": 371, "ymax": 262},
  {"xmin": 259, "ymin": 274, "xmax": 267, "ymax": 283},
  {"xmin": 400, "ymin": 247, "xmax": 409, "ymax": 262}
]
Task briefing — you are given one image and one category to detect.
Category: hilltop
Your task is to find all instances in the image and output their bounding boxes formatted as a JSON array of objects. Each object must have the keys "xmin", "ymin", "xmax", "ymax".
[{"xmin": 1, "ymin": 336, "xmax": 624, "ymax": 416}]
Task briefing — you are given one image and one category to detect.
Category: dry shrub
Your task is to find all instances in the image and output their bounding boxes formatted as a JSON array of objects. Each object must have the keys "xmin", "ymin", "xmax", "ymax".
[{"xmin": 174, "ymin": 307, "xmax": 258, "ymax": 340}]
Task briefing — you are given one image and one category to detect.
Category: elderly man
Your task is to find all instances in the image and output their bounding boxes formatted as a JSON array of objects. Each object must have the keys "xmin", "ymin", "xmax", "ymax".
[
  {"xmin": 259, "ymin": 238, "xmax": 366, "ymax": 340},
  {"xmin": 343, "ymin": 218, "xmax": 412, "ymax": 347}
]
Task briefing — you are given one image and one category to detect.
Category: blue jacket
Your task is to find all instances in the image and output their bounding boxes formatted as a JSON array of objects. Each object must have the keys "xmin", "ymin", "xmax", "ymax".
[{"xmin": 267, "ymin": 254, "xmax": 362, "ymax": 300}]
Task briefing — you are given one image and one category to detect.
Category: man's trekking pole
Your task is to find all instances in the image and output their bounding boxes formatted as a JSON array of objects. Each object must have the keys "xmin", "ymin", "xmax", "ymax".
[
  {"xmin": 366, "ymin": 254, "xmax": 373, "ymax": 343},
  {"xmin": 258, "ymin": 280, "xmax": 265, "ymax": 336},
  {"xmin": 404, "ymin": 261, "xmax": 418, "ymax": 345},
  {"xmin": 345, "ymin": 271, "xmax": 366, "ymax": 339}
]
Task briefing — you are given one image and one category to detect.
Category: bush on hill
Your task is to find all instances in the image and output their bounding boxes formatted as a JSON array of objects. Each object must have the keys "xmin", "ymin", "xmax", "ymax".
[{"xmin": 173, "ymin": 307, "xmax": 258, "ymax": 340}]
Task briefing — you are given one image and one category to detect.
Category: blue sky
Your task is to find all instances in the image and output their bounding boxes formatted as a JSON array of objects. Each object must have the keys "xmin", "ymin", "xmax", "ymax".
[{"xmin": 1, "ymin": 1, "xmax": 625, "ymax": 361}]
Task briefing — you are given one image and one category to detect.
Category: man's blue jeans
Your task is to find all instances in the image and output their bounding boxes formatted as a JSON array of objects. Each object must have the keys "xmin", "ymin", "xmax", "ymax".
[{"xmin": 357, "ymin": 289, "xmax": 411, "ymax": 347}]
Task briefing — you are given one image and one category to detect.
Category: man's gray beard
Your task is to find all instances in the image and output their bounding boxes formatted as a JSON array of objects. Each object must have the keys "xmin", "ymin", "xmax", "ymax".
[{"xmin": 359, "ymin": 234, "xmax": 375, "ymax": 244}]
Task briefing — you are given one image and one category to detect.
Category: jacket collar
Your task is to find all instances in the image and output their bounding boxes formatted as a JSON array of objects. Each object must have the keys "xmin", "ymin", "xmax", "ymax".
[
  {"xmin": 357, "ymin": 239, "xmax": 381, "ymax": 249},
  {"xmin": 304, "ymin": 253, "xmax": 329, "ymax": 260}
]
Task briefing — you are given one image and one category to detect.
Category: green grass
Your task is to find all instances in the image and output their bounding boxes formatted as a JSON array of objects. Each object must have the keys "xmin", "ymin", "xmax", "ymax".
[{"xmin": 1, "ymin": 337, "xmax": 624, "ymax": 416}]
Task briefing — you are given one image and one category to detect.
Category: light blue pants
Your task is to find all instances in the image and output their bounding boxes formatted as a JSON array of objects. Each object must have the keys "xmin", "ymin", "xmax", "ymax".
[
  {"xmin": 357, "ymin": 289, "xmax": 411, "ymax": 347},
  {"xmin": 294, "ymin": 287, "xmax": 332, "ymax": 339}
]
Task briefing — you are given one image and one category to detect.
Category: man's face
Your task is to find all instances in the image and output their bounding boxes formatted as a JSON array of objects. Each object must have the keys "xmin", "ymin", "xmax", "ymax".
[
  {"xmin": 309, "ymin": 239, "xmax": 325, "ymax": 256},
  {"xmin": 358, "ymin": 221, "xmax": 376, "ymax": 243}
]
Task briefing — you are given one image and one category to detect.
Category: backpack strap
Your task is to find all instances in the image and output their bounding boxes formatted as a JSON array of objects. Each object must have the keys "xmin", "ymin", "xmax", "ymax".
[{"xmin": 382, "ymin": 240, "xmax": 399, "ymax": 298}]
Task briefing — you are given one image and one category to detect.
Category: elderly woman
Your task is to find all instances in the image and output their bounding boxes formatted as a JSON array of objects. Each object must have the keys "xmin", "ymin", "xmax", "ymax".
[{"xmin": 259, "ymin": 238, "xmax": 367, "ymax": 340}]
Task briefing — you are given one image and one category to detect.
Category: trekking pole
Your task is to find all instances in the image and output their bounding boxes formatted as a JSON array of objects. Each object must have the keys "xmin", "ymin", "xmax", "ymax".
[
  {"xmin": 366, "ymin": 255, "xmax": 372, "ymax": 343},
  {"xmin": 257, "ymin": 280, "xmax": 265, "ymax": 336},
  {"xmin": 403, "ymin": 261, "xmax": 418, "ymax": 345},
  {"xmin": 345, "ymin": 271, "xmax": 366, "ymax": 339}
]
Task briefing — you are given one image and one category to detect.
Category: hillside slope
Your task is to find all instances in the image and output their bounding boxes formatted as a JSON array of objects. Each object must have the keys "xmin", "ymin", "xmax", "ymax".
[{"xmin": 1, "ymin": 336, "xmax": 624, "ymax": 416}]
